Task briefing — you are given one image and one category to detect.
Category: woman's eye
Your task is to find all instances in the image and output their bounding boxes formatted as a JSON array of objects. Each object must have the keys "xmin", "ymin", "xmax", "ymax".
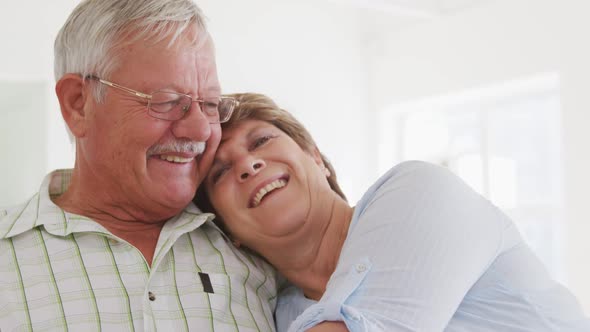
[
  {"xmin": 211, "ymin": 165, "xmax": 230, "ymax": 184},
  {"xmin": 251, "ymin": 135, "xmax": 274, "ymax": 150}
]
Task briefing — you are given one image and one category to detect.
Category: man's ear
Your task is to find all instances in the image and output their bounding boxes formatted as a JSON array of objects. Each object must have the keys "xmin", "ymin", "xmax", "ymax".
[{"xmin": 55, "ymin": 74, "xmax": 89, "ymax": 138}]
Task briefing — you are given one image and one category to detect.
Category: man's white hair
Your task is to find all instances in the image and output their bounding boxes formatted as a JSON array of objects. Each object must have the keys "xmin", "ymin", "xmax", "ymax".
[{"xmin": 54, "ymin": 0, "xmax": 208, "ymax": 103}]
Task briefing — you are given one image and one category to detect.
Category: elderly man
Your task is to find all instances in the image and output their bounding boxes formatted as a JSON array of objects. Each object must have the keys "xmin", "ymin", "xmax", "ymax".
[{"xmin": 0, "ymin": 0, "xmax": 276, "ymax": 331}]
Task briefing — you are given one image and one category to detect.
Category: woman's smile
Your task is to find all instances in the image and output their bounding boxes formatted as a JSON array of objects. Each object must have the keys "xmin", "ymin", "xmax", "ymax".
[{"xmin": 249, "ymin": 176, "xmax": 289, "ymax": 208}]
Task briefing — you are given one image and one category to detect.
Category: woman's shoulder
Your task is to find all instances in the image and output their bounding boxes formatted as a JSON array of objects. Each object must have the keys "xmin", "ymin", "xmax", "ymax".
[
  {"xmin": 355, "ymin": 161, "xmax": 459, "ymax": 211},
  {"xmin": 380, "ymin": 160, "xmax": 459, "ymax": 188},
  {"xmin": 352, "ymin": 160, "xmax": 512, "ymax": 240}
]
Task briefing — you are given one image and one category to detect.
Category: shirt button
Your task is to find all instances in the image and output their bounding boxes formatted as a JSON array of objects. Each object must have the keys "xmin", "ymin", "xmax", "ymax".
[
  {"xmin": 355, "ymin": 263, "xmax": 367, "ymax": 273},
  {"xmin": 148, "ymin": 291, "xmax": 156, "ymax": 301}
]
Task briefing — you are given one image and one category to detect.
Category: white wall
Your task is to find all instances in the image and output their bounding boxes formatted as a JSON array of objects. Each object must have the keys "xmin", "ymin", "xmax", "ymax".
[
  {"xmin": 0, "ymin": 0, "xmax": 373, "ymax": 206},
  {"xmin": 0, "ymin": 0, "xmax": 78, "ymax": 206},
  {"xmin": 369, "ymin": 0, "xmax": 590, "ymax": 313},
  {"xmin": 199, "ymin": 0, "xmax": 374, "ymax": 202}
]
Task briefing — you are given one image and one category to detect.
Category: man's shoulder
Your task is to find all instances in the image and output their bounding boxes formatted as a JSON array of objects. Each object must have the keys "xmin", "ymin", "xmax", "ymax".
[
  {"xmin": 0, "ymin": 206, "xmax": 8, "ymax": 236},
  {"xmin": 0, "ymin": 199, "xmax": 30, "ymax": 223},
  {"xmin": 0, "ymin": 194, "xmax": 40, "ymax": 239}
]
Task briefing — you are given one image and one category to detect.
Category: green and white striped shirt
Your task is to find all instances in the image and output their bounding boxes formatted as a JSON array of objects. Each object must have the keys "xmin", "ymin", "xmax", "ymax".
[{"xmin": 0, "ymin": 169, "xmax": 277, "ymax": 332}]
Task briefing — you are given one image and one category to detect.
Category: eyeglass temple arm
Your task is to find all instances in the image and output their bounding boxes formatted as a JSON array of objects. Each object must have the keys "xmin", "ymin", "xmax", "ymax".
[{"xmin": 85, "ymin": 75, "xmax": 151, "ymax": 99}]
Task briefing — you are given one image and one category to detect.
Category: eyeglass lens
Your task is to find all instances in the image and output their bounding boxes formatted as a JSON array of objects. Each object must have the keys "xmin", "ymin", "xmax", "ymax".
[{"xmin": 147, "ymin": 92, "xmax": 235, "ymax": 123}]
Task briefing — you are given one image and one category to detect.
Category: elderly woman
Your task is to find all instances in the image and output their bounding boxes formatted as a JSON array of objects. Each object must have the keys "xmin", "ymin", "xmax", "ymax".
[{"xmin": 194, "ymin": 93, "xmax": 589, "ymax": 332}]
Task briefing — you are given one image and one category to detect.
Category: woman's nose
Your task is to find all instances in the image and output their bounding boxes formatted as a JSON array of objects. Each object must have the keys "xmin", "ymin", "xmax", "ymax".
[{"xmin": 239, "ymin": 159, "xmax": 266, "ymax": 182}]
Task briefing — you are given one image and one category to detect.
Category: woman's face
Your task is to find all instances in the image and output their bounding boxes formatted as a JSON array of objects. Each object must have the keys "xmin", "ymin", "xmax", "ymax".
[{"xmin": 204, "ymin": 119, "xmax": 329, "ymax": 250}]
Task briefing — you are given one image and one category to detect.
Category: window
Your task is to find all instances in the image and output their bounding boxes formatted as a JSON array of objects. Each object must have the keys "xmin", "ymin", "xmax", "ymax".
[{"xmin": 378, "ymin": 73, "xmax": 566, "ymax": 283}]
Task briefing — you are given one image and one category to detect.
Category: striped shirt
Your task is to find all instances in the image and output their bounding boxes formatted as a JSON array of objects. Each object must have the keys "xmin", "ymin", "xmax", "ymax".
[{"xmin": 0, "ymin": 169, "xmax": 277, "ymax": 332}]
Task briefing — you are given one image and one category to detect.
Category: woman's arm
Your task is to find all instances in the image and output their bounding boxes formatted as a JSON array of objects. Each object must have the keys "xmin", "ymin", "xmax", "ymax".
[
  {"xmin": 307, "ymin": 321, "xmax": 348, "ymax": 332},
  {"xmin": 288, "ymin": 161, "xmax": 507, "ymax": 331},
  {"xmin": 328, "ymin": 161, "xmax": 506, "ymax": 330}
]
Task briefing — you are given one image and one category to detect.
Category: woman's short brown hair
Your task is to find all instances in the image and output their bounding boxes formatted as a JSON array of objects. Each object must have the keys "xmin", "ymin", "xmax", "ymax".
[{"xmin": 193, "ymin": 92, "xmax": 346, "ymax": 216}]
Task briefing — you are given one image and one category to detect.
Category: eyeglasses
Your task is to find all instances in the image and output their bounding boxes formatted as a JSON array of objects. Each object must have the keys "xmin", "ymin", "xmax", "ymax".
[{"xmin": 85, "ymin": 75, "xmax": 237, "ymax": 123}]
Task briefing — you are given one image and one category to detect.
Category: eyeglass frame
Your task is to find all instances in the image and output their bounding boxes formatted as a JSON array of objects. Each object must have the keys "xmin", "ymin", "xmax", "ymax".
[{"xmin": 84, "ymin": 75, "xmax": 238, "ymax": 123}]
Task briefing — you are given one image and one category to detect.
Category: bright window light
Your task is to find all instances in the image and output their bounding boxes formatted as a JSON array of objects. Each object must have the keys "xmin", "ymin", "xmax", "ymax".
[{"xmin": 378, "ymin": 73, "xmax": 566, "ymax": 284}]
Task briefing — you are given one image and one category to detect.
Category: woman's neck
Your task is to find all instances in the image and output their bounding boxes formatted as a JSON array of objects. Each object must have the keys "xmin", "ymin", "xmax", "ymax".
[{"xmin": 268, "ymin": 196, "xmax": 354, "ymax": 300}]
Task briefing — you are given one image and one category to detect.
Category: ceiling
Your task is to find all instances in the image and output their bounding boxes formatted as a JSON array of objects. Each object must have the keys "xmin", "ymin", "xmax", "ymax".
[{"xmin": 326, "ymin": 0, "xmax": 494, "ymax": 18}]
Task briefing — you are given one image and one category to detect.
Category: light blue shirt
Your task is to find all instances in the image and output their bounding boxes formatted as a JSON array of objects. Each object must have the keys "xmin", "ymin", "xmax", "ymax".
[{"xmin": 276, "ymin": 161, "xmax": 590, "ymax": 332}]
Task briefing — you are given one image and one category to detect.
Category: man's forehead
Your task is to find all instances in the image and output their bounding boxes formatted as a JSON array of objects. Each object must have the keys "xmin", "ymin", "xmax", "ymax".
[
  {"xmin": 192, "ymin": 28, "xmax": 213, "ymax": 51},
  {"xmin": 117, "ymin": 23, "xmax": 214, "ymax": 58},
  {"xmin": 120, "ymin": 25, "xmax": 220, "ymax": 95},
  {"xmin": 201, "ymin": 85, "xmax": 221, "ymax": 95}
]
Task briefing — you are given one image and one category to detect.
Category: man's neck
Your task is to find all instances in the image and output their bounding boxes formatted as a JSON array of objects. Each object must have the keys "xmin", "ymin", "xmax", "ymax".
[{"xmin": 52, "ymin": 170, "xmax": 171, "ymax": 266}]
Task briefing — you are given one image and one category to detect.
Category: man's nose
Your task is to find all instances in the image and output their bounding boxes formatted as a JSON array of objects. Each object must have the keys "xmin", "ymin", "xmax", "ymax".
[{"xmin": 170, "ymin": 102, "xmax": 212, "ymax": 142}]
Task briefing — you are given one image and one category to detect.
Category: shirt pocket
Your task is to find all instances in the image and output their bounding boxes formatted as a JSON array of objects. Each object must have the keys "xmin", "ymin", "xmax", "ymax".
[
  {"xmin": 200, "ymin": 271, "xmax": 276, "ymax": 331},
  {"xmin": 199, "ymin": 272, "xmax": 234, "ymax": 321}
]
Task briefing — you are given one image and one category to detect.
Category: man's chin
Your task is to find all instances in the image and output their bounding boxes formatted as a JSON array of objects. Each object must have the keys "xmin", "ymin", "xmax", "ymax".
[
  {"xmin": 143, "ymin": 172, "xmax": 199, "ymax": 208},
  {"xmin": 167, "ymin": 184, "xmax": 197, "ymax": 206}
]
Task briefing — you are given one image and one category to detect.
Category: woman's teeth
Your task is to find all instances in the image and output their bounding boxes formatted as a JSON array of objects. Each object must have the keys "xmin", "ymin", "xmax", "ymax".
[{"xmin": 252, "ymin": 179, "xmax": 287, "ymax": 207}]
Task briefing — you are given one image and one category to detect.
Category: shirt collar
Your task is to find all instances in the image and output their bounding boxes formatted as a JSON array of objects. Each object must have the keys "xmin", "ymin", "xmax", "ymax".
[{"xmin": 0, "ymin": 169, "xmax": 215, "ymax": 239}]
